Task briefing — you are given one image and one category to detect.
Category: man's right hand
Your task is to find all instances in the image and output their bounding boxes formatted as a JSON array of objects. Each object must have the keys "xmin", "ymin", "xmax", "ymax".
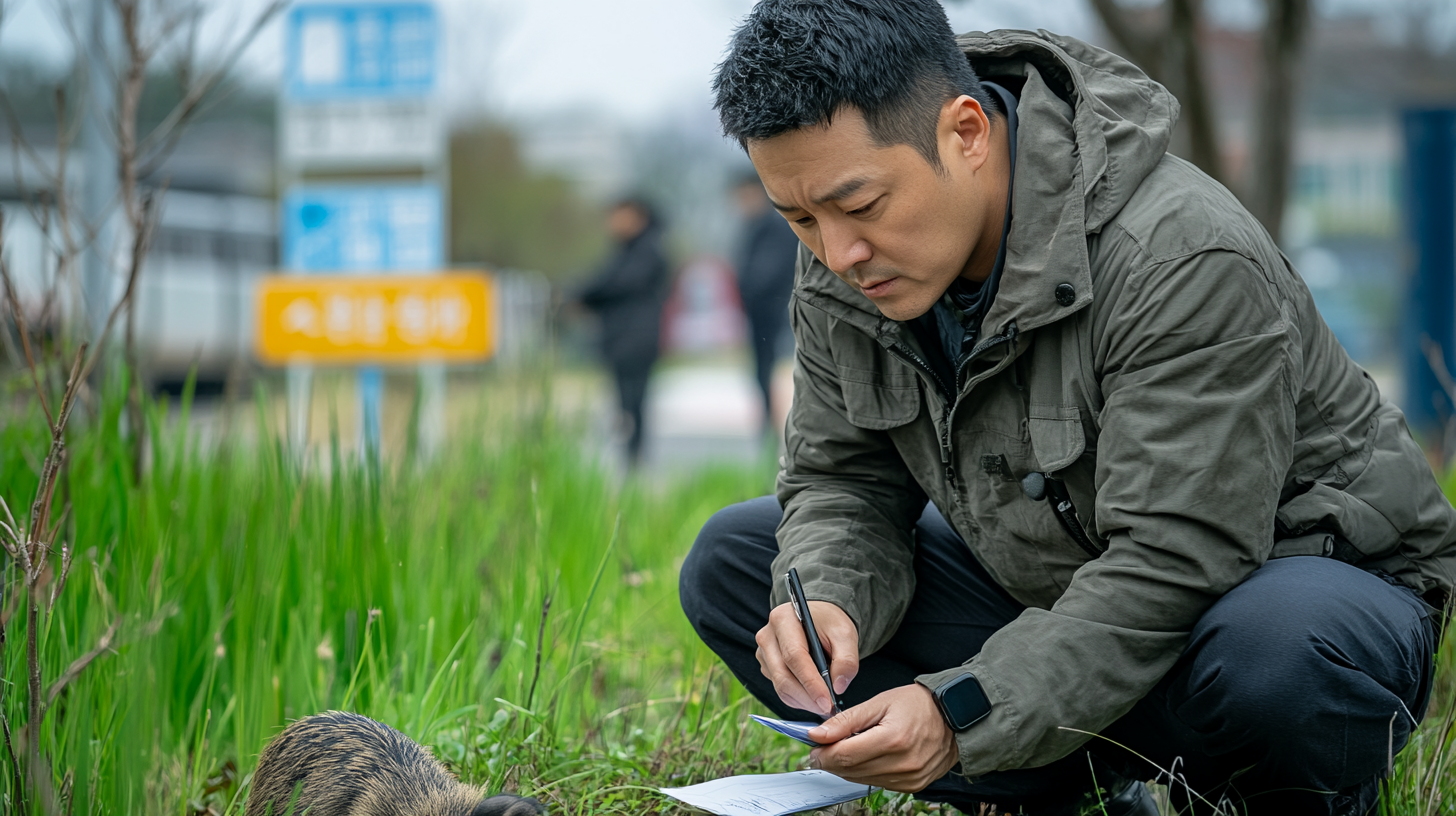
[{"xmin": 755, "ymin": 601, "xmax": 860, "ymax": 717}]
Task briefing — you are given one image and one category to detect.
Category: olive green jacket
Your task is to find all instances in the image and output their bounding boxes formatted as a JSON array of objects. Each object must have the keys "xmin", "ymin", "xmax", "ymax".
[{"xmin": 770, "ymin": 29, "xmax": 1456, "ymax": 777}]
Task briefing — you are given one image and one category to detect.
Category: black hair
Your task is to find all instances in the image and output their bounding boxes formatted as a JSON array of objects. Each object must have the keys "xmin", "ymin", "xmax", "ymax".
[{"xmin": 712, "ymin": 0, "xmax": 995, "ymax": 171}]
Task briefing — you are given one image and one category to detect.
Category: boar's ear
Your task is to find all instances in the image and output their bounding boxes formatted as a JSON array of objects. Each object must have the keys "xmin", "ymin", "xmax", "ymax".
[{"xmin": 472, "ymin": 794, "xmax": 547, "ymax": 816}]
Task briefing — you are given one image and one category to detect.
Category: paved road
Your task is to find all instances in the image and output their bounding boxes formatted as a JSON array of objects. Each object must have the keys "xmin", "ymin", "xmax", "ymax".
[{"xmin": 590, "ymin": 359, "xmax": 782, "ymax": 475}]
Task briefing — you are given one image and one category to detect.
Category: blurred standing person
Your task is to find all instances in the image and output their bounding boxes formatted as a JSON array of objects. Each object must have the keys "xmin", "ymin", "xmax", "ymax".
[
  {"xmin": 733, "ymin": 172, "xmax": 801, "ymax": 437},
  {"xmin": 578, "ymin": 196, "xmax": 670, "ymax": 467}
]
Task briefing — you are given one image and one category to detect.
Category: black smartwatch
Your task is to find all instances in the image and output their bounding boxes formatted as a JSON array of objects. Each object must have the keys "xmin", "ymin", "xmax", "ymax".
[{"xmin": 928, "ymin": 673, "xmax": 992, "ymax": 732}]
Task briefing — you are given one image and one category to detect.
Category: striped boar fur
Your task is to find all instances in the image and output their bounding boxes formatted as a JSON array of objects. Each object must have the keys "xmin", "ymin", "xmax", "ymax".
[{"xmin": 246, "ymin": 711, "xmax": 547, "ymax": 816}]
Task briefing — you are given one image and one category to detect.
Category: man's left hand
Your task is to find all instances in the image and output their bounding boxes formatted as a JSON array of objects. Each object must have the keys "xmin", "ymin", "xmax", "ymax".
[{"xmin": 805, "ymin": 684, "xmax": 959, "ymax": 792}]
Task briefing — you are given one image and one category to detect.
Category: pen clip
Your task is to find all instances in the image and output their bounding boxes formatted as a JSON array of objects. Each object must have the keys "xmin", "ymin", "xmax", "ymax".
[{"xmin": 785, "ymin": 574, "xmax": 803, "ymax": 621}]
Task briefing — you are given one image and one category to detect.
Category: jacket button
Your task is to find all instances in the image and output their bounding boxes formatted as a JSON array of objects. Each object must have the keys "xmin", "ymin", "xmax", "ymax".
[
  {"xmin": 1021, "ymin": 471, "xmax": 1047, "ymax": 501},
  {"xmin": 1054, "ymin": 283, "xmax": 1076, "ymax": 306}
]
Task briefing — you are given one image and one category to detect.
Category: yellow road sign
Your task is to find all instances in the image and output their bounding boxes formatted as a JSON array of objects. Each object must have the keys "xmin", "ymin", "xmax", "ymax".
[{"xmin": 256, "ymin": 272, "xmax": 493, "ymax": 364}]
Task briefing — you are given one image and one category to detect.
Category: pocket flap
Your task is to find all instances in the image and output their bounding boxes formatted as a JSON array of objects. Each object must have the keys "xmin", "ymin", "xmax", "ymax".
[
  {"xmin": 841, "ymin": 380, "xmax": 921, "ymax": 430},
  {"xmin": 1029, "ymin": 405, "xmax": 1086, "ymax": 472}
]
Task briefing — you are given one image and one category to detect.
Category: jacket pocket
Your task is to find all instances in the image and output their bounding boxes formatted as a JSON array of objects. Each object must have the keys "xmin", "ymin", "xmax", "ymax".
[
  {"xmin": 840, "ymin": 377, "xmax": 921, "ymax": 430},
  {"xmin": 1028, "ymin": 404, "xmax": 1086, "ymax": 473}
]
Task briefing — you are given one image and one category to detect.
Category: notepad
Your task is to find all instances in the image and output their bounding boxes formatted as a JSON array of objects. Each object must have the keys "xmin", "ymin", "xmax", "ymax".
[
  {"xmin": 659, "ymin": 769, "xmax": 873, "ymax": 816},
  {"xmin": 749, "ymin": 714, "xmax": 823, "ymax": 746}
]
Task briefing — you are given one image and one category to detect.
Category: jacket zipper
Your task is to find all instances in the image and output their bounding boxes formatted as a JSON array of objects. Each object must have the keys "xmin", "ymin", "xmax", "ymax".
[
  {"xmin": 887, "ymin": 343, "xmax": 959, "ymax": 490},
  {"xmin": 896, "ymin": 321, "xmax": 1100, "ymax": 559},
  {"xmin": 887, "ymin": 322, "xmax": 1020, "ymax": 493}
]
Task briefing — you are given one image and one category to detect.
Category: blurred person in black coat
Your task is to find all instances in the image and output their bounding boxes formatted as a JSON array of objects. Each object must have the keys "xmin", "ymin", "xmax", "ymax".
[
  {"xmin": 733, "ymin": 172, "xmax": 801, "ymax": 437},
  {"xmin": 579, "ymin": 196, "xmax": 670, "ymax": 466}
]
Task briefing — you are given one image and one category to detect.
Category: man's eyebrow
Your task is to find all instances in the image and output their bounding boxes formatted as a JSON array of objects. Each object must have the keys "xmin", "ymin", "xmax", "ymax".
[
  {"xmin": 814, "ymin": 176, "xmax": 871, "ymax": 205},
  {"xmin": 767, "ymin": 176, "xmax": 874, "ymax": 213},
  {"xmin": 768, "ymin": 196, "xmax": 797, "ymax": 213}
]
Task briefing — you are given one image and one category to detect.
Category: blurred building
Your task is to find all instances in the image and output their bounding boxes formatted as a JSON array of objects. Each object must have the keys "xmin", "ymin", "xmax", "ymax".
[
  {"xmin": 1190, "ymin": 13, "xmax": 1456, "ymax": 370},
  {"xmin": 0, "ymin": 100, "xmax": 277, "ymax": 392}
]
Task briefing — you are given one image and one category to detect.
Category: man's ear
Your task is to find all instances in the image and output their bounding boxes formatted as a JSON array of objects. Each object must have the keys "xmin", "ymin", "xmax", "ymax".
[{"xmin": 943, "ymin": 95, "xmax": 993, "ymax": 171}]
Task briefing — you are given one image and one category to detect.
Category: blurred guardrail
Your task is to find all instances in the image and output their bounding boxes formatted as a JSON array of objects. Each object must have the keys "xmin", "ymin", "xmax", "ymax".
[{"xmin": 490, "ymin": 268, "xmax": 553, "ymax": 368}]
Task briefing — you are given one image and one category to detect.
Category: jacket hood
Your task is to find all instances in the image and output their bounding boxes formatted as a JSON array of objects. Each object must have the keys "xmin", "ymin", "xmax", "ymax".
[{"xmin": 797, "ymin": 30, "xmax": 1179, "ymax": 340}]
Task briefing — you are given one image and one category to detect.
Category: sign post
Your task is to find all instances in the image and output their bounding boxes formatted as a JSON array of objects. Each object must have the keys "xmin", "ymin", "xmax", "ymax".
[
  {"xmin": 278, "ymin": 1, "xmax": 449, "ymax": 457},
  {"xmin": 257, "ymin": 272, "xmax": 492, "ymax": 449}
]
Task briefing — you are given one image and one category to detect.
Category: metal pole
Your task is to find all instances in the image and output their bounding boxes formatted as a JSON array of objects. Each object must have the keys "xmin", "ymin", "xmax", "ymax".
[
  {"xmin": 417, "ymin": 360, "xmax": 444, "ymax": 458},
  {"xmin": 287, "ymin": 364, "xmax": 313, "ymax": 450},
  {"xmin": 279, "ymin": 43, "xmax": 310, "ymax": 457},
  {"xmin": 358, "ymin": 364, "xmax": 383, "ymax": 456},
  {"xmin": 1402, "ymin": 108, "xmax": 1456, "ymax": 460},
  {"xmin": 417, "ymin": 114, "xmax": 449, "ymax": 460}
]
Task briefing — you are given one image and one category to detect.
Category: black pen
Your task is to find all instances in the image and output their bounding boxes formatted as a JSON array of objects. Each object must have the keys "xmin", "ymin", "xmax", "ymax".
[{"xmin": 785, "ymin": 567, "xmax": 845, "ymax": 716}]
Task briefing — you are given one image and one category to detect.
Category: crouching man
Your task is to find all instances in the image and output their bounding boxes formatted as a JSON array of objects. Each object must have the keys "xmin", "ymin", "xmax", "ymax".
[{"xmin": 679, "ymin": 2, "xmax": 1455, "ymax": 814}]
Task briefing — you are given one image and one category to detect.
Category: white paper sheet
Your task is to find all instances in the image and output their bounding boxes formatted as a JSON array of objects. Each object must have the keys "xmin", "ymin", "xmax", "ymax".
[
  {"xmin": 749, "ymin": 714, "xmax": 823, "ymax": 746},
  {"xmin": 659, "ymin": 770, "xmax": 873, "ymax": 816}
]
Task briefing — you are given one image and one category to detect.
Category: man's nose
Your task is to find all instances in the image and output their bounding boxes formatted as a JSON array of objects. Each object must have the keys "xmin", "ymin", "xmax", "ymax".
[{"xmin": 820, "ymin": 225, "xmax": 872, "ymax": 275}]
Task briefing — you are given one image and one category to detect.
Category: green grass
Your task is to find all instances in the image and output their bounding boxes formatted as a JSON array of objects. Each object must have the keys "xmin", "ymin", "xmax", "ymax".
[
  {"xmin": 0, "ymin": 374, "xmax": 822, "ymax": 814},
  {"xmin": 0, "ymin": 372, "xmax": 1453, "ymax": 815}
]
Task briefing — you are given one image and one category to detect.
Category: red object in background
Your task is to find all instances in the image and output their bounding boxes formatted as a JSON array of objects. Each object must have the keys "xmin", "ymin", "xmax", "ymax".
[{"xmin": 662, "ymin": 256, "xmax": 746, "ymax": 354}]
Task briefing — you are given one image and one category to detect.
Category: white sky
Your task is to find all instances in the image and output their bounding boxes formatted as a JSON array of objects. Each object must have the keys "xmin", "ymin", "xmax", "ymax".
[
  {"xmin": 0, "ymin": 0, "xmax": 1095, "ymax": 125},
  {"xmin": 0, "ymin": 0, "xmax": 1446, "ymax": 126}
]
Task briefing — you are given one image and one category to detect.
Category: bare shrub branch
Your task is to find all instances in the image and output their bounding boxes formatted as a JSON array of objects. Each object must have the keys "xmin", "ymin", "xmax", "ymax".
[{"xmin": 45, "ymin": 616, "xmax": 119, "ymax": 707}]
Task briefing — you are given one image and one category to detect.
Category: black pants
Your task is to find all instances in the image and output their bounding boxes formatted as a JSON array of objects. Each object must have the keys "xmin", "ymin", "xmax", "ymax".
[
  {"xmin": 610, "ymin": 358, "xmax": 653, "ymax": 463},
  {"xmin": 744, "ymin": 306, "xmax": 786, "ymax": 430},
  {"xmin": 680, "ymin": 497, "xmax": 1437, "ymax": 815}
]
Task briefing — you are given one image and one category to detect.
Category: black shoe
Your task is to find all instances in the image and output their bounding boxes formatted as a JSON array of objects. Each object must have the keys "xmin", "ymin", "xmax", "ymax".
[
  {"xmin": 943, "ymin": 776, "xmax": 1158, "ymax": 816},
  {"xmin": 1330, "ymin": 774, "xmax": 1382, "ymax": 816},
  {"xmin": 1097, "ymin": 779, "xmax": 1160, "ymax": 816},
  {"xmin": 1027, "ymin": 777, "xmax": 1158, "ymax": 816}
]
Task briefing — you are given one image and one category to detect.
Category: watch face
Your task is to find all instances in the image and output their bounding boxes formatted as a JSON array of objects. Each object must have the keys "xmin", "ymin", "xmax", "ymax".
[{"xmin": 938, "ymin": 674, "xmax": 992, "ymax": 732}]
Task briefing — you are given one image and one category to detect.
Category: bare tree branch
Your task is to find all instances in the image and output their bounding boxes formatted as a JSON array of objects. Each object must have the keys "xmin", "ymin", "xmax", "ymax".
[
  {"xmin": 47, "ymin": 537, "xmax": 72, "ymax": 613},
  {"xmin": 1421, "ymin": 335, "xmax": 1456, "ymax": 409},
  {"xmin": 0, "ymin": 287, "xmax": 20, "ymax": 368},
  {"xmin": 0, "ymin": 714, "xmax": 27, "ymax": 816},
  {"xmin": 135, "ymin": 0, "xmax": 287, "ymax": 176},
  {"xmin": 121, "ymin": 187, "xmax": 162, "ymax": 484},
  {"xmin": 24, "ymin": 587, "xmax": 43, "ymax": 803},
  {"xmin": 0, "ymin": 494, "xmax": 21, "ymax": 560},
  {"xmin": 0, "ymin": 91, "xmax": 60, "ymax": 185},
  {"xmin": 1167, "ymin": 0, "xmax": 1225, "ymax": 184},
  {"xmin": 0, "ymin": 218, "xmax": 55, "ymax": 426},
  {"xmin": 1, "ymin": 77, "xmax": 105, "ymax": 363},
  {"xmin": 45, "ymin": 616, "xmax": 119, "ymax": 707},
  {"xmin": 0, "ymin": 0, "xmax": 287, "ymax": 806}
]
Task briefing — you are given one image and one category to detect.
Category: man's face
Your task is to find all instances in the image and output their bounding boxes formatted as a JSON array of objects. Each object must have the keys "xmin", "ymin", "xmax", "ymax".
[
  {"xmin": 747, "ymin": 101, "xmax": 996, "ymax": 321},
  {"xmin": 606, "ymin": 204, "xmax": 648, "ymax": 241}
]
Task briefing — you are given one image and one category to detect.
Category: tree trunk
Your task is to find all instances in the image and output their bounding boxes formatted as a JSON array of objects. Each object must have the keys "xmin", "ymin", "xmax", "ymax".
[
  {"xmin": 1088, "ymin": 0, "xmax": 1226, "ymax": 186},
  {"xmin": 1167, "ymin": 0, "xmax": 1225, "ymax": 184},
  {"xmin": 116, "ymin": 0, "xmax": 148, "ymax": 484},
  {"xmin": 1246, "ymin": 0, "xmax": 1312, "ymax": 244},
  {"xmin": 1087, "ymin": 0, "xmax": 1162, "ymax": 75}
]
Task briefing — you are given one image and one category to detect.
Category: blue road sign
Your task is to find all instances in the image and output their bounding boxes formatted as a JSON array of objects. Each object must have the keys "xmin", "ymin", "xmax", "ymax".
[
  {"xmin": 282, "ymin": 185, "xmax": 443, "ymax": 272},
  {"xmin": 285, "ymin": 2, "xmax": 437, "ymax": 100}
]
